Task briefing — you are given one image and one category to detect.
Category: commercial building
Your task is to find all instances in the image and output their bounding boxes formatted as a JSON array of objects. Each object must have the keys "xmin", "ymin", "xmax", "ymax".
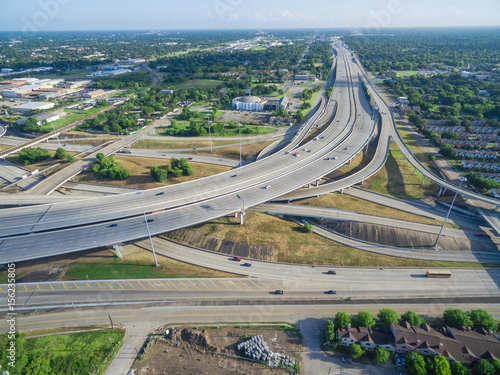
[
  {"xmin": 17, "ymin": 113, "xmax": 60, "ymax": 126},
  {"xmin": 161, "ymin": 89, "xmax": 174, "ymax": 95},
  {"xmin": 294, "ymin": 73, "xmax": 310, "ymax": 80},
  {"xmin": 232, "ymin": 91, "xmax": 267, "ymax": 111},
  {"xmin": 12, "ymin": 101, "xmax": 55, "ymax": 113},
  {"xmin": 83, "ymin": 89, "xmax": 107, "ymax": 98},
  {"xmin": 263, "ymin": 96, "xmax": 289, "ymax": 112}
]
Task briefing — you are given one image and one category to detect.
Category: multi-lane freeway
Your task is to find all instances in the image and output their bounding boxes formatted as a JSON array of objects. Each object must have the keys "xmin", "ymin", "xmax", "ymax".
[{"xmin": 0, "ymin": 44, "xmax": 379, "ymax": 263}]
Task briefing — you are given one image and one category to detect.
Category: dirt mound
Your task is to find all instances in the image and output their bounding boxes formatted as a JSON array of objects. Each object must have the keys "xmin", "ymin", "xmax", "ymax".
[{"xmin": 177, "ymin": 328, "xmax": 219, "ymax": 354}]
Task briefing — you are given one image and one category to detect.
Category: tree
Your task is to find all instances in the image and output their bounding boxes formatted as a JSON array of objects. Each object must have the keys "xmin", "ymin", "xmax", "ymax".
[
  {"xmin": 25, "ymin": 356, "xmax": 51, "ymax": 375},
  {"xmin": 401, "ymin": 311, "xmax": 424, "ymax": 327},
  {"xmin": 325, "ymin": 320, "xmax": 335, "ymax": 342},
  {"xmin": 357, "ymin": 310, "xmax": 376, "ymax": 328},
  {"xmin": 374, "ymin": 347, "xmax": 390, "ymax": 364},
  {"xmin": 334, "ymin": 311, "xmax": 351, "ymax": 329},
  {"xmin": 474, "ymin": 359, "xmax": 495, "ymax": 375},
  {"xmin": 54, "ymin": 147, "xmax": 67, "ymax": 159},
  {"xmin": 150, "ymin": 166, "xmax": 168, "ymax": 182},
  {"xmin": 427, "ymin": 355, "xmax": 451, "ymax": 375},
  {"xmin": 350, "ymin": 343, "xmax": 364, "ymax": 359},
  {"xmin": 303, "ymin": 223, "xmax": 313, "ymax": 233},
  {"xmin": 440, "ymin": 144, "xmax": 457, "ymax": 159},
  {"xmin": 443, "ymin": 309, "xmax": 472, "ymax": 328},
  {"xmin": 406, "ymin": 353, "xmax": 427, "ymax": 375},
  {"xmin": 469, "ymin": 309, "xmax": 498, "ymax": 332},
  {"xmin": 378, "ymin": 308, "xmax": 399, "ymax": 327},
  {"xmin": 491, "ymin": 359, "xmax": 500, "ymax": 374},
  {"xmin": 450, "ymin": 361, "xmax": 468, "ymax": 375},
  {"xmin": 66, "ymin": 154, "xmax": 75, "ymax": 163},
  {"xmin": 20, "ymin": 116, "xmax": 39, "ymax": 132}
]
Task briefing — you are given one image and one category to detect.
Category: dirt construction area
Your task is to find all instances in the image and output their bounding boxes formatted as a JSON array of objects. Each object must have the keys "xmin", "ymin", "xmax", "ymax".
[{"xmin": 131, "ymin": 325, "xmax": 301, "ymax": 375}]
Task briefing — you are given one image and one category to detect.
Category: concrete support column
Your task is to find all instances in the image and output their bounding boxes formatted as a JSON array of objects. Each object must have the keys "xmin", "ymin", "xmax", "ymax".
[
  {"xmin": 427, "ymin": 179, "xmax": 430, "ymax": 186},
  {"xmin": 443, "ymin": 188, "xmax": 447, "ymax": 195},
  {"xmin": 349, "ymin": 159, "xmax": 352, "ymax": 165},
  {"xmin": 316, "ymin": 180, "xmax": 320, "ymax": 187},
  {"xmin": 307, "ymin": 183, "xmax": 311, "ymax": 188},
  {"xmin": 340, "ymin": 188, "xmax": 344, "ymax": 194},
  {"xmin": 406, "ymin": 161, "xmax": 409, "ymax": 167},
  {"xmin": 365, "ymin": 143, "xmax": 369, "ymax": 154},
  {"xmin": 235, "ymin": 211, "xmax": 238, "ymax": 218},
  {"xmin": 113, "ymin": 245, "xmax": 123, "ymax": 258},
  {"xmin": 240, "ymin": 211, "xmax": 245, "ymax": 225},
  {"xmin": 421, "ymin": 177, "xmax": 425, "ymax": 186},
  {"xmin": 413, "ymin": 168, "xmax": 417, "ymax": 175}
]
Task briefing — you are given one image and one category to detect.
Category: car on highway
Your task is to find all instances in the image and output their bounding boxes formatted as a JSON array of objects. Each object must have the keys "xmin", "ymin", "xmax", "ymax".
[
  {"xmin": 162, "ymin": 154, "xmax": 167, "ymax": 156},
  {"xmin": 232, "ymin": 257, "xmax": 241, "ymax": 261},
  {"xmin": 341, "ymin": 357, "xmax": 352, "ymax": 363},
  {"xmin": 231, "ymin": 174, "xmax": 237, "ymax": 178},
  {"xmin": 265, "ymin": 185, "xmax": 271, "ymax": 189},
  {"xmin": 294, "ymin": 152, "xmax": 300, "ymax": 157},
  {"xmin": 108, "ymin": 224, "xmax": 117, "ymax": 228},
  {"xmin": 301, "ymin": 218, "xmax": 308, "ymax": 223},
  {"xmin": 313, "ymin": 137, "xmax": 318, "ymax": 141},
  {"xmin": 274, "ymin": 290, "xmax": 284, "ymax": 295},
  {"xmin": 332, "ymin": 156, "xmax": 337, "ymax": 159},
  {"xmin": 155, "ymin": 192, "xmax": 165, "ymax": 196},
  {"xmin": 188, "ymin": 157, "xmax": 193, "ymax": 160},
  {"xmin": 327, "ymin": 270, "xmax": 336, "ymax": 275},
  {"xmin": 145, "ymin": 219, "xmax": 154, "ymax": 223},
  {"xmin": 326, "ymin": 290, "xmax": 337, "ymax": 294},
  {"xmin": 242, "ymin": 263, "xmax": 251, "ymax": 267},
  {"xmin": 303, "ymin": 148, "xmax": 308, "ymax": 152},
  {"xmin": 475, "ymin": 232, "xmax": 486, "ymax": 237}
]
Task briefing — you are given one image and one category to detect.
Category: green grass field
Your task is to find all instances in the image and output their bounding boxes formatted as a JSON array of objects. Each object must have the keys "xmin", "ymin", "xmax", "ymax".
[
  {"xmin": 396, "ymin": 71, "xmax": 421, "ymax": 77},
  {"xmin": 171, "ymin": 79, "xmax": 222, "ymax": 90},
  {"xmin": 39, "ymin": 106, "xmax": 108, "ymax": 131},
  {"xmin": 0, "ymin": 330, "xmax": 124, "ymax": 375},
  {"xmin": 155, "ymin": 123, "xmax": 277, "ymax": 137}
]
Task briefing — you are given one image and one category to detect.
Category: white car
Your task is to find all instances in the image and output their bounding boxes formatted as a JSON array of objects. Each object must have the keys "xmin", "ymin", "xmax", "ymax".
[{"xmin": 265, "ymin": 185, "xmax": 271, "ymax": 189}]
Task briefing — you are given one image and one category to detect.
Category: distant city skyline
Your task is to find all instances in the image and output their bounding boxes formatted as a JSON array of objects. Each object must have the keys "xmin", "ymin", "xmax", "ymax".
[{"xmin": 0, "ymin": 0, "xmax": 499, "ymax": 32}]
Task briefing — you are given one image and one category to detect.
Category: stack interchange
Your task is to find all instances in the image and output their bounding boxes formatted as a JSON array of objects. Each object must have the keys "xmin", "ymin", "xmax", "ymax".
[{"xmin": 237, "ymin": 335, "xmax": 295, "ymax": 367}]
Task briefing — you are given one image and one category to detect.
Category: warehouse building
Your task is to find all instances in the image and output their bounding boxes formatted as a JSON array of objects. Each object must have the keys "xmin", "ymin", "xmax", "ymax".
[
  {"xmin": 12, "ymin": 101, "xmax": 55, "ymax": 113},
  {"xmin": 17, "ymin": 113, "xmax": 60, "ymax": 126}
]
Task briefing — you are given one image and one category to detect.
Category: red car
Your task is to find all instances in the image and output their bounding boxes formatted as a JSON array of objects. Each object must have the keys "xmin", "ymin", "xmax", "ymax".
[
  {"xmin": 475, "ymin": 232, "xmax": 486, "ymax": 237},
  {"xmin": 188, "ymin": 157, "xmax": 193, "ymax": 160},
  {"xmin": 232, "ymin": 257, "xmax": 241, "ymax": 261}
]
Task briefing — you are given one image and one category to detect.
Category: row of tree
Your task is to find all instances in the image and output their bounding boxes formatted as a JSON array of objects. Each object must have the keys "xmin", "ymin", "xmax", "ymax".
[{"xmin": 91, "ymin": 153, "xmax": 130, "ymax": 180}]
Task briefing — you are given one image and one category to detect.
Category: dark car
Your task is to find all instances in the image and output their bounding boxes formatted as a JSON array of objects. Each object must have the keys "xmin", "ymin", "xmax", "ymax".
[
  {"xmin": 327, "ymin": 270, "xmax": 336, "ymax": 275},
  {"xmin": 475, "ymin": 232, "xmax": 486, "ymax": 237},
  {"xmin": 155, "ymin": 192, "xmax": 165, "ymax": 196},
  {"xmin": 274, "ymin": 290, "xmax": 284, "ymax": 295},
  {"xmin": 145, "ymin": 219, "xmax": 154, "ymax": 223},
  {"xmin": 188, "ymin": 157, "xmax": 193, "ymax": 160},
  {"xmin": 231, "ymin": 174, "xmax": 237, "ymax": 177},
  {"xmin": 242, "ymin": 263, "xmax": 251, "ymax": 267},
  {"xmin": 326, "ymin": 290, "xmax": 337, "ymax": 294},
  {"xmin": 341, "ymin": 357, "xmax": 352, "ymax": 363},
  {"xmin": 108, "ymin": 224, "xmax": 117, "ymax": 228}
]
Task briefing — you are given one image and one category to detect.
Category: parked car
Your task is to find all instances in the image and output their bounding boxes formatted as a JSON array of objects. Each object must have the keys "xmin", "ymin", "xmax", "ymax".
[
  {"xmin": 396, "ymin": 356, "xmax": 402, "ymax": 367},
  {"xmin": 341, "ymin": 357, "xmax": 352, "ymax": 363},
  {"xmin": 401, "ymin": 355, "xmax": 406, "ymax": 366},
  {"xmin": 232, "ymin": 257, "xmax": 241, "ymax": 261}
]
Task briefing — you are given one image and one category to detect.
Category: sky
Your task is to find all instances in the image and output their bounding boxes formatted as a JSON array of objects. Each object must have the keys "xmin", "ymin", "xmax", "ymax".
[{"xmin": 0, "ymin": 0, "xmax": 499, "ymax": 32}]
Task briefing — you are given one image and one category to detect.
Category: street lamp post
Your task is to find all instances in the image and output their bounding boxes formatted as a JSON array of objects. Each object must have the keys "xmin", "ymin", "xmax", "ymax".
[
  {"xmin": 207, "ymin": 114, "xmax": 212, "ymax": 153},
  {"xmin": 434, "ymin": 177, "xmax": 466, "ymax": 249},
  {"xmin": 135, "ymin": 191, "xmax": 158, "ymax": 267},
  {"xmin": 50, "ymin": 122, "xmax": 62, "ymax": 148},
  {"xmin": 238, "ymin": 123, "xmax": 242, "ymax": 167}
]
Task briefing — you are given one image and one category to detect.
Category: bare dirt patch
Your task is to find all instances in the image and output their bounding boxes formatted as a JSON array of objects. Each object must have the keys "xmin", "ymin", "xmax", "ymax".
[{"xmin": 132, "ymin": 326, "xmax": 301, "ymax": 375}]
